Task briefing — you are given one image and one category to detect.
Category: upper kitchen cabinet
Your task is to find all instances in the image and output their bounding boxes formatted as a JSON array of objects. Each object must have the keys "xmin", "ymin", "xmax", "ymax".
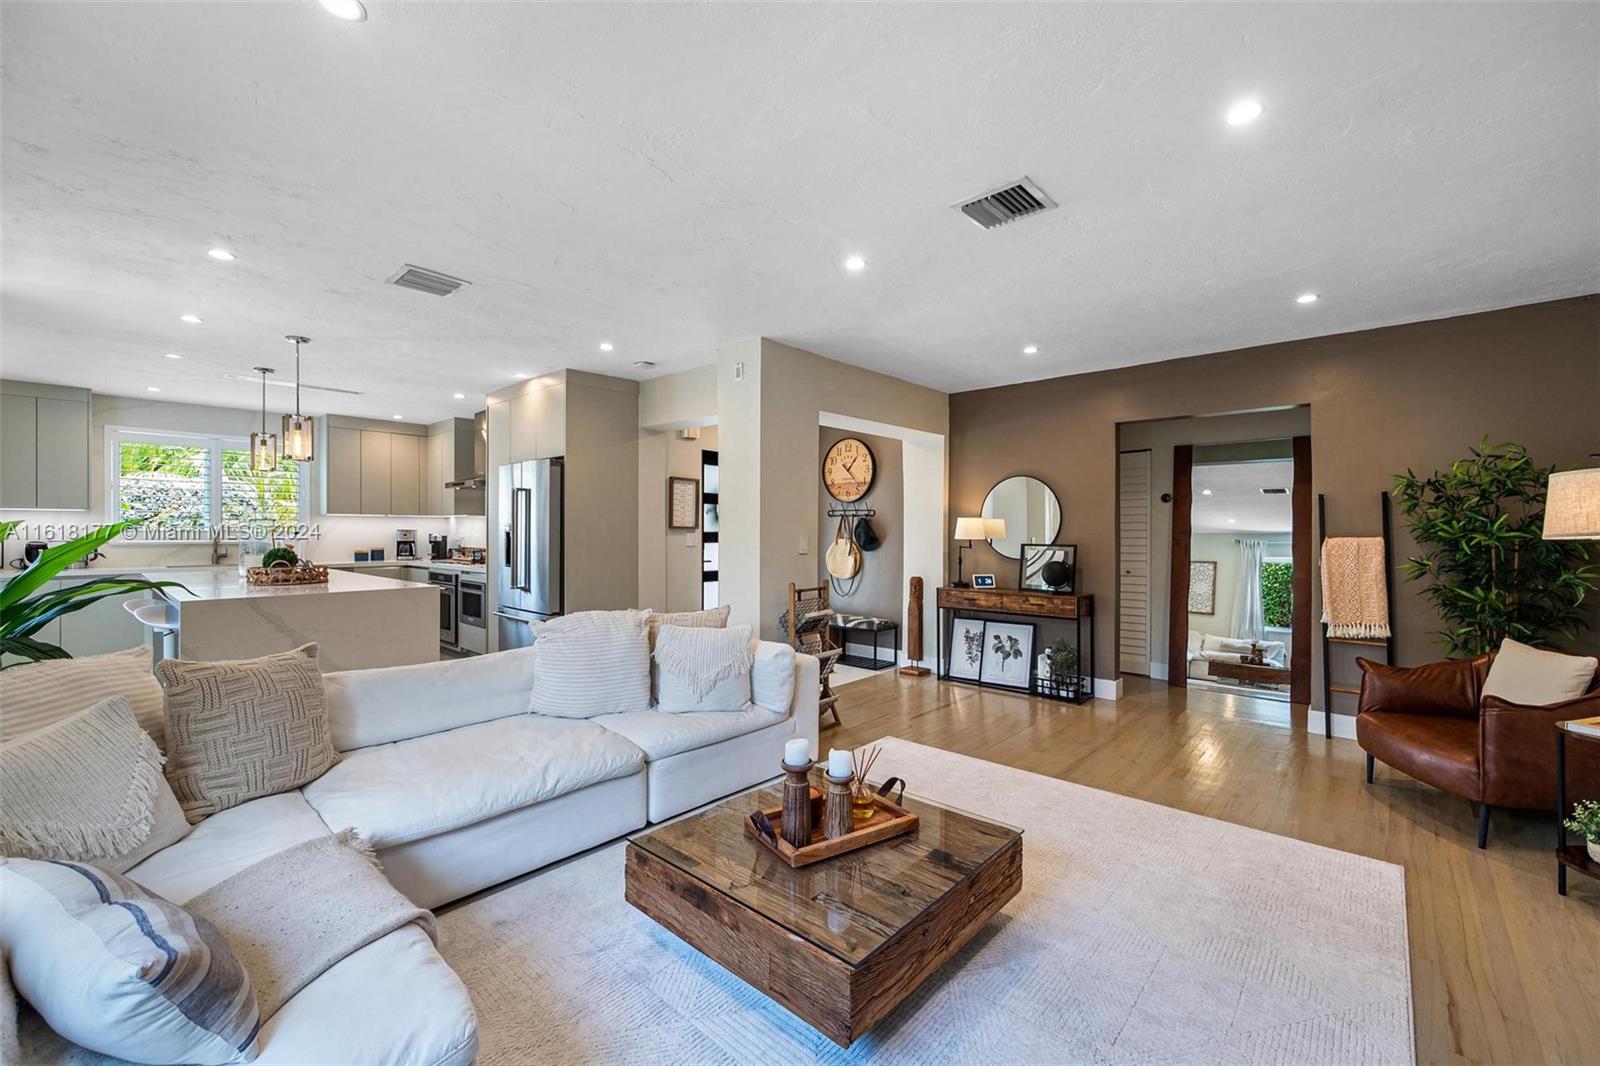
[
  {"xmin": 317, "ymin": 415, "xmax": 431, "ymax": 516},
  {"xmin": 505, "ymin": 374, "xmax": 567, "ymax": 463},
  {"xmin": 425, "ymin": 417, "xmax": 484, "ymax": 516},
  {"xmin": 0, "ymin": 381, "xmax": 91, "ymax": 510}
]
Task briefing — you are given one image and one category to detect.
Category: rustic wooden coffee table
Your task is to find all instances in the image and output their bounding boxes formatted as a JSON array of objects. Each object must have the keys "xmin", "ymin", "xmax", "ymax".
[{"xmin": 624, "ymin": 777, "xmax": 1022, "ymax": 1047}]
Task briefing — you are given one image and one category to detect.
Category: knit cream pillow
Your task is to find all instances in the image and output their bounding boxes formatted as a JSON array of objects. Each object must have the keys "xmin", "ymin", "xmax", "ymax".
[
  {"xmin": 0, "ymin": 696, "xmax": 190, "ymax": 871},
  {"xmin": 157, "ymin": 644, "xmax": 337, "ymax": 823}
]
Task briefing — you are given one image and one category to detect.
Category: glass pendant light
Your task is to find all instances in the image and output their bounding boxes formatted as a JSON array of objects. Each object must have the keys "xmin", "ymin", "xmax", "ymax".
[
  {"xmin": 250, "ymin": 366, "xmax": 278, "ymax": 472},
  {"xmin": 281, "ymin": 335, "xmax": 314, "ymax": 462}
]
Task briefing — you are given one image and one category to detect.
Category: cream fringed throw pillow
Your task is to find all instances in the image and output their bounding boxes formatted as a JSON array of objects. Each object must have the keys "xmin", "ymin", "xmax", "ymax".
[
  {"xmin": 157, "ymin": 644, "xmax": 337, "ymax": 823},
  {"xmin": 654, "ymin": 624, "xmax": 754, "ymax": 713},
  {"xmin": 0, "ymin": 696, "xmax": 190, "ymax": 872}
]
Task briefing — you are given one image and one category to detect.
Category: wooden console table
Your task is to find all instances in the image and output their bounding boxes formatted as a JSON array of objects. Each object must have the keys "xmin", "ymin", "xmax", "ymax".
[{"xmin": 936, "ymin": 587, "xmax": 1095, "ymax": 702}]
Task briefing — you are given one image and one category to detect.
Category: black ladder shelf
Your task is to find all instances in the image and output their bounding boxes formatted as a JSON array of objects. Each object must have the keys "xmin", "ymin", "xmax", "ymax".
[{"xmin": 1316, "ymin": 491, "xmax": 1396, "ymax": 738}]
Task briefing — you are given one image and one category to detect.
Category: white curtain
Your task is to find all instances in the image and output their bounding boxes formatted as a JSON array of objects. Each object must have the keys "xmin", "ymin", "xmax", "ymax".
[{"xmin": 1231, "ymin": 539, "xmax": 1267, "ymax": 642}]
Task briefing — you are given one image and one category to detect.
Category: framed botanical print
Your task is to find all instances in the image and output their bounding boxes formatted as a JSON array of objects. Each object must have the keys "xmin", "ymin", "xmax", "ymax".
[
  {"xmin": 948, "ymin": 617, "xmax": 986, "ymax": 681},
  {"xmin": 668, "ymin": 476, "xmax": 699, "ymax": 530},
  {"xmin": 1188, "ymin": 560, "xmax": 1217, "ymax": 614},
  {"xmin": 1020, "ymin": 543, "xmax": 1076, "ymax": 592},
  {"xmin": 979, "ymin": 621, "xmax": 1035, "ymax": 691}
]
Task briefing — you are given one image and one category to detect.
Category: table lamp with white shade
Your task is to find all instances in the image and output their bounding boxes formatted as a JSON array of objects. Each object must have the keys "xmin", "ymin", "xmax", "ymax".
[
  {"xmin": 952, "ymin": 516, "xmax": 1006, "ymax": 587},
  {"xmin": 1543, "ymin": 467, "xmax": 1600, "ymax": 541}
]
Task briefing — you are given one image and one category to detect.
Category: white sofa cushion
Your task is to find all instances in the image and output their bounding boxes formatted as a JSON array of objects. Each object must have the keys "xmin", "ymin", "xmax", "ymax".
[
  {"xmin": 530, "ymin": 610, "xmax": 652, "ymax": 718},
  {"xmin": 324, "ymin": 646, "xmax": 538, "ymax": 751},
  {"xmin": 654, "ymin": 624, "xmax": 753, "ymax": 713},
  {"xmin": 302, "ymin": 714, "xmax": 643, "ymax": 849},
  {"xmin": 750, "ymin": 640, "xmax": 797, "ymax": 714},
  {"xmin": 1482, "ymin": 637, "xmax": 1598, "ymax": 706},
  {"xmin": 1, "ymin": 857, "xmax": 260, "ymax": 1065},
  {"xmin": 592, "ymin": 705, "xmax": 786, "ymax": 761},
  {"xmin": 126, "ymin": 792, "xmax": 335, "ymax": 905}
]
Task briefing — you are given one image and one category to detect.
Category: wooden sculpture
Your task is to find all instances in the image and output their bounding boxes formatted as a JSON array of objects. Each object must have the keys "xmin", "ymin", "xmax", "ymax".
[{"xmin": 898, "ymin": 575, "xmax": 931, "ymax": 677}]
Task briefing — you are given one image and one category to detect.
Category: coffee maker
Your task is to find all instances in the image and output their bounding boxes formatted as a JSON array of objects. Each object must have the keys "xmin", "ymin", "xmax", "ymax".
[
  {"xmin": 428, "ymin": 533, "xmax": 450, "ymax": 561},
  {"xmin": 396, "ymin": 529, "xmax": 418, "ymax": 560}
]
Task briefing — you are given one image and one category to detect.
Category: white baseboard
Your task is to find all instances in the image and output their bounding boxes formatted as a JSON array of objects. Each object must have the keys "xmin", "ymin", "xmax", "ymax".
[
  {"xmin": 1093, "ymin": 676, "xmax": 1123, "ymax": 701},
  {"xmin": 1307, "ymin": 710, "xmax": 1358, "ymax": 740},
  {"xmin": 1147, "ymin": 661, "xmax": 1169, "ymax": 681}
]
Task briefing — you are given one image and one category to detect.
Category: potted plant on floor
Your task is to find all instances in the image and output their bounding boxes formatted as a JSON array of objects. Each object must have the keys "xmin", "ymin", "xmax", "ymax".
[
  {"xmin": 1038, "ymin": 637, "xmax": 1080, "ymax": 701},
  {"xmin": 1564, "ymin": 800, "xmax": 1600, "ymax": 863},
  {"xmin": 1, "ymin": 520, "xmax": 187, "ymax": 668}
]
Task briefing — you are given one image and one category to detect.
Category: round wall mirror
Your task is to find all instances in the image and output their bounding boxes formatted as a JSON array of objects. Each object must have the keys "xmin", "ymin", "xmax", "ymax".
[{"xmin": 981, "ymin": 475, "xmax": 1061, "ymax": 559}]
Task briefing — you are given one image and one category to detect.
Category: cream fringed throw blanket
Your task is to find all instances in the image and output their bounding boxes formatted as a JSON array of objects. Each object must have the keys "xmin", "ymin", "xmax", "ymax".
[
  {"xmin": 1320, "ymin": 536, "xmax": 1391, "ymax": 639},
  {"xmin": 186, "ymin": 829, "xmax": 437, "ymax": 1019}
]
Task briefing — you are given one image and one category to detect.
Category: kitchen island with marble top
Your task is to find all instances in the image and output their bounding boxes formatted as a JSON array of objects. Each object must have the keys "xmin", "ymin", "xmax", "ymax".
[{"xmin": 155, "ymin": 566, "xmax": 439, "ymax": 671}]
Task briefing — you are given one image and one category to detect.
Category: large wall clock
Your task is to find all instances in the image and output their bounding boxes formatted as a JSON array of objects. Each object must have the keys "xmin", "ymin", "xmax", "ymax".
[{"xmin": 822, "ymin": 436, "xmax": 877, "ymax": 502}]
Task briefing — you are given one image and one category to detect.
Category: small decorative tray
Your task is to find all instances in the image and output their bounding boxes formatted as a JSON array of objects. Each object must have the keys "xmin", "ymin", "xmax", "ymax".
[
  {"xmin": 245, "ymin": 563, "xmax": 330, "ymax": 586},
  {"xmin": 745, "ymin": 780, "xmax": 919, "ymax": 868}
]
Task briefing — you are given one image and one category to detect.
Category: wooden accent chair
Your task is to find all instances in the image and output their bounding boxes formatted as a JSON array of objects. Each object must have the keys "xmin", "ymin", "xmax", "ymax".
[
  {"xmin": 1356, "ymin": 655, "xmax": 1600, "ymax": 848},
  {"xmin": 788, "ymin": 581, "xmax": 843, "ymax": 729}
]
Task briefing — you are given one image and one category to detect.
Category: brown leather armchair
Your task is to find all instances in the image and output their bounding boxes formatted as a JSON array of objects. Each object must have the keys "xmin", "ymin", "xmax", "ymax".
[{"xmin": 1355, "ymin": 655, "xmax": 1600, "ymax": 848}]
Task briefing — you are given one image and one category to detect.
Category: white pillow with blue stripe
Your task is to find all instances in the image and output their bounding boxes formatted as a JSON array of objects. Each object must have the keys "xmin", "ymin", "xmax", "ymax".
[{"xmin": 0, "ymin": 857, "xmax": 260, "ymax": 1064}]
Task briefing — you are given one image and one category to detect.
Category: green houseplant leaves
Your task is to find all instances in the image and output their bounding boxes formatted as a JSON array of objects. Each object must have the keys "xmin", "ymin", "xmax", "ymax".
[
  {"xmin": 1394, "ymin": 440, "xmax": 1599, "ymax": 658},
  {"xmin": 1, "ymin": 520, "xmax": 189, "ymax": 668}
]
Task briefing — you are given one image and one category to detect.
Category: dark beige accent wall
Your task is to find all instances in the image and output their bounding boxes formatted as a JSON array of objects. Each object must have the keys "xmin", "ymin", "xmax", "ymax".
[{"xmin": 949, "ymin": 296, "xmax": 1600, "ymax": 712}]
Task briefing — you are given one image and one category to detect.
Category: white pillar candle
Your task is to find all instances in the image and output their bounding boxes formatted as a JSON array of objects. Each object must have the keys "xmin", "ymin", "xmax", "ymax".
[
  {"xmin": 827, "ymin": 747, "xmax": 853, "ymax": 778},
  {"xmin": 783, "ymin": 738, "xmax": 810, "ymax": 767}
]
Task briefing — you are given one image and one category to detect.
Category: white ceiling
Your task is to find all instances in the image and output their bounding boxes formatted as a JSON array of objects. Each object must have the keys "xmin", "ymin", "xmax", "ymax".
[
  {"xmin": 1192, "ymin": 460, "xmax": 1294, "ymax": 534},
  {"xmin": 2, "ymin": 3, "xmax": 1595, "ymax": 423}
]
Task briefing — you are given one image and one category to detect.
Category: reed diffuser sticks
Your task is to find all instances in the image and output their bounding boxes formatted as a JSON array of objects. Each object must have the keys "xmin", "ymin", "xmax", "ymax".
[{"xmin": 850, "ymin": 744, "xmax": 883, "ymax": 826}]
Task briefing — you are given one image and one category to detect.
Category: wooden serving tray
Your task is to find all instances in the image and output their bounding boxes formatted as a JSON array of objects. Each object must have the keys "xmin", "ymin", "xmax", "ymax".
[{"xmin": 745, "ymin": 785, "xmax": 919, "ymax": 868}]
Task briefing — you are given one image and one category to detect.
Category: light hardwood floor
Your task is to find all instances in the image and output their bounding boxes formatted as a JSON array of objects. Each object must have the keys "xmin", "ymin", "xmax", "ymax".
[{"xmin": 828, "ymin": 672, "xmax": 1600, "ymax": 1066}]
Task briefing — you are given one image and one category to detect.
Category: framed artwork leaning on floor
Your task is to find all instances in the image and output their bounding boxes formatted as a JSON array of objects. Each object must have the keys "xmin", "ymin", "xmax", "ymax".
[
  {"xmin": 980, "ymin": 621, "xmax": 1035, "ymax": 691},
  {"xmin": 949, "ymin": 617, "xmax": 986, "ymax": 680}
]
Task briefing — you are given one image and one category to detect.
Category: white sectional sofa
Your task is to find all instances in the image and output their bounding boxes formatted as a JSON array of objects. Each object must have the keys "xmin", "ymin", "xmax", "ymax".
[
  {"xmin": 23, "ymin": 640, "xmax": 819, "ymax": 1065},
  {"xmin": 1185, "ymin": 631, "xmax": 1289, "ymax": 681}
]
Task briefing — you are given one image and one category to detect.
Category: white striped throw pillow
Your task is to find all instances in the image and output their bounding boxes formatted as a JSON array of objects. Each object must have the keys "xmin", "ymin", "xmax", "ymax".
[
  {"xmin": 0, "ymin": 646, "xmax": 165, "ymax": 749},
  {"xmin": 529, "ymin": 610, "xmax": 652, "ymax": 718},
  {"xmin": 1, "ymin": 857, "xmax": 260, "ymax": 1064}
]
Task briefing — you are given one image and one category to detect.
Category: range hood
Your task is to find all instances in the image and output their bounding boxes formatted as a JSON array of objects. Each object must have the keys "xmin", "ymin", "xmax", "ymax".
[{"xmin": 446, "ymin": 474, "xmax": 486, "ymax": 489}]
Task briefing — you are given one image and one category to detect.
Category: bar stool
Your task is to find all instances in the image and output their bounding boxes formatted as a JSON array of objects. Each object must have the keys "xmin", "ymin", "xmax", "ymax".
[{"xmin": 123, "ymin": 597, "xmax": 179, "ymax": 671}]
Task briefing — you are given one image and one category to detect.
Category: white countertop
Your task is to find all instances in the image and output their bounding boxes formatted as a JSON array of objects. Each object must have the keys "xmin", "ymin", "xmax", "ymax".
[
  {"xmin": 334, "ymin": 559, "xmax": 487, "ymax": 575},
  {"xmin": 153, "ymin": 567, "xmax": 430, "ymax": 602}
]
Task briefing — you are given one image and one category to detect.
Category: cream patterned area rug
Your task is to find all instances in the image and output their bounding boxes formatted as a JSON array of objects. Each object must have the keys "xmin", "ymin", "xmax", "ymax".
[{"xmin": 438, "ymin": 738, "xmax": 1414, "ymax": 1064}]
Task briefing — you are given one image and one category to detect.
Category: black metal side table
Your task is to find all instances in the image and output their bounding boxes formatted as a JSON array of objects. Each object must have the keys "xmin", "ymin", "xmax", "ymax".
[
  {"xmin": 828, "ymin": 616, "xmax": 899, "ymax": 671},
  {"xmin": 1555, "ymin": 719, "xmax": 1600, "ymax": 896}
]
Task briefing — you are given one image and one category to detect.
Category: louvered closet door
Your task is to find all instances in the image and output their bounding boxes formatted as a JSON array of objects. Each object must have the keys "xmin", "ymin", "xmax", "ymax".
[{"xmin": 1118, "ymin": 449, "xmax": 1152, "ymax": 676}]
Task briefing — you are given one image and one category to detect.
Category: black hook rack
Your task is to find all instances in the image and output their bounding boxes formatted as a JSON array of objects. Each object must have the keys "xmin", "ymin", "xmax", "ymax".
[{"xmin": 827, "ymin": 506, "xmax": 875, "ymax": 519}]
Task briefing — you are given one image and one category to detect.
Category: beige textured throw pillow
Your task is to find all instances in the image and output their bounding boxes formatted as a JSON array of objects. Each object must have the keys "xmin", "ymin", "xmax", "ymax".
[
  {"xmin": 1482, "ymin": 638, "xmax": 1599, "ymax": 707},
  {"xmin": 644, "ymin": 604, "xmax": 730, "ymax": 650},
  {"xmin": 0, "ymin": 696, "xmax": 190, "ymax": 871},
  {"xmin": 157, "ymin": 644, "xmax": 337, "ymax": 823},
  {"xmin": 0, "ymin": 646, "xmax": 166, "ymax": 748}
]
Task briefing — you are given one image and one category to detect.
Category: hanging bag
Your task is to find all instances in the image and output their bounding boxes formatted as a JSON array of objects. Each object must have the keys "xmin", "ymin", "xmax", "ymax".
[{"xmin": 825, "ymin": 514, "xmax": 861, "ymax": 580}]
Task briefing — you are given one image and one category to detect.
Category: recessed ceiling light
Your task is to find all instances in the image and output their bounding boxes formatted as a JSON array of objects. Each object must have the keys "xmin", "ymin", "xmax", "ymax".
[
  {"xmin": 207, "ymin": 248, "xmax": 235, "ymax": 262},
  {"xmin": 1296, "ymin": 292, "xmax": 1319, "ymax": 304},
  {"xmin": 1022, "ymin": 345, "xmax": 1038, "ymax": 356},
  {"xmin": 1227, "ymin": 517, "xmax": 1237, "ymax": 523},
  {"xmin": 452, "ymin": 392, "xmax": 466, "ymax": 400},
  {"xmin": 632, "ymin": 360, "xmax": 656, "ymax": 370},
  {"xmin": 512, "ymin": 372, "xmax": 528, "ymax": 379},
  {"xmin": 392, "ymin": 414, "xmax": 404, "ymax": 420},
  {"xmin": 1201, "ymin": 489, "xmax": 1213, "ymax": 496},
  {"xmin": 1226, "ymin": 99, "xmax": 1263, "ymax": 126},
  {"xmin": 319, "ymin": 0, "xmax": 367, "ymax": 21},
  {"xmin": 146, "ymin": 386, "xmax": 161, "ymax": 393},
  {"xmin": 843, "ymin": 255, "xmax": 866, "ymax": 272},
  {"xmin": 164, "ymin": 352, "xmax": 182, "ymax": 360},
  {"xmin": 180, "ymin": 314, "xmax": 202, "ymax": 324},
  {"xmin": 599, "ymin": 342, "xmax": 614, "ymax": 352}
]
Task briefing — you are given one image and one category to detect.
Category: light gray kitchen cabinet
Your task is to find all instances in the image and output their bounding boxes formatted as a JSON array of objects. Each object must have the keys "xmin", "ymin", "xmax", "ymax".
[
  {"xmin": 359, "ymin": 431, "xmax": 392, "ymax": 515},
  {"xmin": 366, "ymin": 566, "xmax": 403, "ymax": 581},
  {"xmin": 426, "ymin": 431, "xmax": 447, "ymax": 516},
  {"xmin": 35, "ymin": 398, "xmax": 91, "ymax": 509},
  {"xmin": 1, "ymin": 393, "xmax": 38, "ymax": 508},
  {"xmin": 389, "ymin": 433, "xmax": 421, "ymax": 515},
  {"xmin": 323, "ymin": 426, "xmax": 363, "ymax": 514},
  {"xmin": 55, "ymin": 578, "xmax": 147, "ymax": 656},
  {"xmin": 0, "ymin": 383, "xmax": 91, "ymax": 510}
]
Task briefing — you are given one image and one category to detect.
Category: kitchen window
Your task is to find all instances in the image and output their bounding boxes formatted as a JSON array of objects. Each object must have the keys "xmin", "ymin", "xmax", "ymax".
[{"xmin": 110, "ymin": 428, "xmax": 307, "ymax": 536}]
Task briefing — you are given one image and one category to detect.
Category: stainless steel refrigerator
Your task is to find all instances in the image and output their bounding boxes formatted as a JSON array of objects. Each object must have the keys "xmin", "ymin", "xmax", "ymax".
[{"xmin": 495, "ymin": 458, "xmax": 563, "ymax": 649}]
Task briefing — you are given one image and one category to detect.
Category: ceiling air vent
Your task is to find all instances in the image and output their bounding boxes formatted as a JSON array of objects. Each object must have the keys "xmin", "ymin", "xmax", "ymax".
[
  {"xmin": 1260, "ymin": 487, "xmax": 1289, "ymax": 495},
  {"xmin": 386, "ymin": 264, "xmax": 470, "ymax": 297},
  {"xmin": 953, "ymin": 177, "xmax": 1058, "ymax": 230}
]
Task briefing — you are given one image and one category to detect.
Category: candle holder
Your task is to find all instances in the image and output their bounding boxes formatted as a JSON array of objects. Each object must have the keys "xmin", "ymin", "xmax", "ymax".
[
  {"xmin": 823, "ymin": 772, "xmax": 855, "ymax": 840},
  {"xmin": 780, "ymin": 759, "xmax": 814, "ymax": 848}
]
